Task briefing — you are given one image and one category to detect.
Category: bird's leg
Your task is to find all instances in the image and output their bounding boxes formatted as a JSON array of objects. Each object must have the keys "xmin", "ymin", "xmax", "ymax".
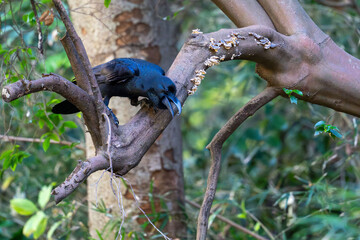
[{"xmin": 104, "ymin": 96, "xmax": 119, "ymax": 126}]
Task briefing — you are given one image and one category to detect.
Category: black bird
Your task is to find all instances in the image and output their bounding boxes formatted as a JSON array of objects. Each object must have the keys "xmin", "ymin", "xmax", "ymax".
[{"xmin": 52, "ymin": 58, "xmax": 182, "ymax": 123}]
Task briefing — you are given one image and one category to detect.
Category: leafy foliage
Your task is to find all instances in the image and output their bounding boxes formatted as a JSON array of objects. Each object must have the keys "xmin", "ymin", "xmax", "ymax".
[
  {"xmin": 1, "ymin": 0, "xmax": 360, "ymax": 240},
  {"xmin": 314, "ymin": 120, "xmax": 343, "ymax": 139},
  {"xmin": 0, "ymin": 1, "xmax": 87, "ymax": 239},
  {"xmin": 283, "ymin": 88, "xmax": 304, "ymax": 105}
]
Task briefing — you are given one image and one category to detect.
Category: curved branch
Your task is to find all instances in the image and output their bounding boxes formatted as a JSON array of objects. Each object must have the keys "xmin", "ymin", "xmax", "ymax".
[
  {"xmin": 52, "ymin": 1, "xmax": 107, "ymax": 143},
  {"xmin": 1, "ymin": 74, "xmax": 104, "ymax": 146},
  {"xmin": 60, "ymin": 32, "xmax": 91, "ymax": 94},
  {"xmin": 211, "ymin": 0, "xmax": 275, "ymax": 28},
  {"xmin": 118, "ymin": 26, "xmax": 284, "ymax": 176},
  {"xmin": 52, "ymin": 0, "xmax": 101, "ymax": 100},
  {"xmin": 196, "ymin": 87, "xmax": 281, "ymax": 240},
  {"xmin": 2, "ymin": 74, "xmax": 92, "ymax": 113},
  {"xmin": 186, "ymin": 199, "xmax": 269, "ymax": 240},
  {"xmin": 52, "ymin": 154, "xmax": 108, "ymax": 204},
  {"xmin": 257, "ymin": 0, "xmax": 328, "ymax": 43}
]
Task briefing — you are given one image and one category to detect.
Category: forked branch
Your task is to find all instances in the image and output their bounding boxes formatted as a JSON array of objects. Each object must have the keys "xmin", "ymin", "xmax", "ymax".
[
  {"xmin": 196, "ymin": 87, "xmax": 280, "ymax": 240},
  {"xmin": 52, "ymin": 155, "xmax": 108, "ymax": 203}
]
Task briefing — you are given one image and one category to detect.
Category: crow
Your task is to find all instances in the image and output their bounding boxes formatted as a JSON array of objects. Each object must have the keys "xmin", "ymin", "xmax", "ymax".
[{"xmin": 52, "ymin": 58, "xmax": 182, "ymax": 124}]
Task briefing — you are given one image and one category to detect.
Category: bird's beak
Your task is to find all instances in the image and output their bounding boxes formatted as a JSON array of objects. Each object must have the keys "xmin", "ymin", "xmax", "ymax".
[{"xmin": 161, "ymin": 95, "xmax": 182, "ymax": 117}]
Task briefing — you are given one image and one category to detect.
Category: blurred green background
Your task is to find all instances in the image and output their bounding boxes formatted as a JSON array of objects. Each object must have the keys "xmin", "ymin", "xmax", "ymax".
[{"xmin": 1, "ymin": 0, "xmax": 360, "ymax": 239}]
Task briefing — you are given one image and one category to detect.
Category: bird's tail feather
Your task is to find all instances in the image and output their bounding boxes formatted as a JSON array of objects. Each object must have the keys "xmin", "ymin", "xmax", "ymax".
[{"xmin": 52, "ymin": 100, "xmax": 80, "ymax": 114}]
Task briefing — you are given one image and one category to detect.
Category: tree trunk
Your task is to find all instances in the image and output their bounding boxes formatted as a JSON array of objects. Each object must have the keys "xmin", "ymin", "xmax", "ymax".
[{"xmin": 67, "ymin": 1, "xmax": 185, "ymax": 238}]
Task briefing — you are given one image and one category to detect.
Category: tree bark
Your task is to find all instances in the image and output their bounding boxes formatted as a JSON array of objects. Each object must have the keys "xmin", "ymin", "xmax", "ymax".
[{"xmin": 67, "ymin": 0, "xmax": 185, "ymax": 238}]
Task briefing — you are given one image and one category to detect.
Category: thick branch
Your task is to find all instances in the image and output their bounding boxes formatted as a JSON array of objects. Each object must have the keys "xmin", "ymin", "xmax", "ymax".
[
  {"xmin": 2, "ymin": 74, "xmax": 91, "ymax": 112},
  {"xmin": 0, "ymin": 74, "xmax": 104, "ymax": 146},
  {"xmin": 256, "ymin": 0, "xmax": 328, "ymax": 43},
  {"xmin": 196, "ymin": 87, "xmax": 280, "ymax": 240},
  {"xmin": 211, "ymin": 0, "xmax": 275, "ymax": 28},
  {"xmin": 117, "ymin": 26, "xmax": 283, "ymax": 175},
  {"xmin": 52, "ymin": 1, "xmax": 107, "ymax": 144},
  {"xmin": 60, "ymin": 32, "xmax": 91, "ymax": 94},
  {"xmin": 52, "ymin": 154, "xmax": 108, "ymax": 204},
  {"xmin": 52, "ymin": 0, "xmax": 101, "ymax": 100}
]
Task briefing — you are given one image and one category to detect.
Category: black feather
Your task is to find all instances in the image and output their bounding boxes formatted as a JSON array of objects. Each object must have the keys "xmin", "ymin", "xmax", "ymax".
[{"xmin": 51, "ymin": 58, "xmax": 181, "ymax": 118}]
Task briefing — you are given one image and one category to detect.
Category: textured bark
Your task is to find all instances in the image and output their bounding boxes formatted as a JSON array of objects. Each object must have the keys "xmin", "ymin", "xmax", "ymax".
[
  {"xmin": 67, "ymin": 0, "xmax": 185, "ymax": 238},
  {"xmin": 4, "ymin": 1, "xmax": 360, "ymax": 239}
]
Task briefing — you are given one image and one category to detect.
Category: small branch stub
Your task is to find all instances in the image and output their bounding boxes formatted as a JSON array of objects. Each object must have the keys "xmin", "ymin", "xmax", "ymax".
[{"xmin": 2, "ymin": 88, "xmax": 10, "ymax": 100}]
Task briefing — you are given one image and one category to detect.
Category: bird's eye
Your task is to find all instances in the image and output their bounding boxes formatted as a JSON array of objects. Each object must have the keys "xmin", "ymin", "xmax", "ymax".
[{"xmin": 168, "ymin": 85, "xmax": 176, "ymax": 93}]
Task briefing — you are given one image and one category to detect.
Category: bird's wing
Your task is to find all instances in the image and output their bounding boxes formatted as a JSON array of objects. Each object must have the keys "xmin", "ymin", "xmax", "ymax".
[{"xmin": 94, "ymin": 58, "xmax": 140, "ymax": 85}]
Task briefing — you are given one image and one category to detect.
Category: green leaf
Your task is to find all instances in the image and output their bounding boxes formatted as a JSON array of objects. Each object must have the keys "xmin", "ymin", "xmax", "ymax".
[
  {"xmin": 22, "ymin": 14, "xmax": 29, "ymax": 22},
  {"xmin": 46, "ymin": 98, "xmax": 62, "ymax": 106},
  {"xmin": 33, "ymin": 213, "xmax": 48, "ymax": 239},
  {"xmin": 314, "ymin": 130, "xmax": 322, "ymax": 136},
  {"xmin": 314, "ymin": 121, "xmax": 326, "ymax": 129},
  {"xmin": 96, "ymin": 229, "xmax": 105, "ymax": 240},
  {"xmin": 10, "ymin": 198, "xmax": 38, "ymax": 216},
  {"xmin": 1, "ymin": 149, "xmax": 14, "ymax": 169},
  {"xmin": 254, "ymin": 222, "xmax": 261, "ymax": 232},
  {"xmin": 43, "ymin": 137, "xmax": 51, "ymax": 152},
  {"xmin": 237, "ymin": 213, "xmax": 247, "ymax": 219},
  {"xmin": 38, "ymin": 119, "xmax": 45, "ymax": 129},
  {"xmin": 329, "ymin": 129, "xmax": 343, "ymax": 139},
  {"xmin": 104, "ymin": 0, "xmax": 111, "ymax": 8},
  {"xmin": 289, "ymin": 95, "xmax": 298, "ymax": 104},
  {"xmin": 59, "ymin": 120, "xmax": 78, "ymax": 134},
  {"xmin": 38, "ymin": 185, "xmax": 52, "ymax": 209},
  {"xmin": 283, "ymin": 88, "xmax": 292, "ymax": 95},
  {"xmin": 23, "ymin": 211, "xmax": 47, "ymax": 239},
  {"xmin": 1, "ymin": 175, "xmax": 15, "ymax": 191},
  {"xmin": 293, "ymin": 89, "xmax": 303, "ymax": 96},
  {"xmin": 1, "ymin": 145, "xmax": 30, "ymax": 172},
  {"xmin": 47, "ymin": 221, "xmax": 62, "ymax": 240},
  {"xmin": 208, "ymin": 207, "xmax": 222, "ymax": 228}
]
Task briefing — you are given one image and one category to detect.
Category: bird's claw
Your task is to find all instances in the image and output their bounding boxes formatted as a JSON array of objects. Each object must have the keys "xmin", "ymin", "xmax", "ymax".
[{"xmin": 106, "ymin": 106, "xmax": 119, "ymax": 126}]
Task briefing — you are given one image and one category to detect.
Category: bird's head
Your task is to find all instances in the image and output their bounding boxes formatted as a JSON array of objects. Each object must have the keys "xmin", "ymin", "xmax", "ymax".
[{"xmin": 146, "ymin": 76, "xmax": 182, "ymax": 117}]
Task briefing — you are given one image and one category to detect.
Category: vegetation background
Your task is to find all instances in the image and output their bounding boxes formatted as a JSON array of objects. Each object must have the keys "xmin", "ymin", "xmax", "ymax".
[{"xmin": 0, "ymin": 0, "xmax": 360, "ymax": 239}]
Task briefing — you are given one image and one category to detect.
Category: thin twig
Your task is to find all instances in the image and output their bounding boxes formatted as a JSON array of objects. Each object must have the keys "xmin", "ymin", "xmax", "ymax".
[
  {"xmin": 315, "ymin": 0, "xmax": 352, "ymax": 8},
  {"xmin": 30, "ymin": 0, "xmax": 43, "ymax": 55},
  {"xmin": 110, "ymin": 177, "xmax": 125, "ymax": 240},
  {"xmin": 102, "ymin": 113, "xmax": 116, "ymax": 196},
  {"xmin": 246, "ymin": 210, "xmax": 275, "ymax": 240},
  {"xmin": 0, "ymin": 134, "xmax": 85, "ymax": 151},
  {"xmin": 196, "ymin": 87, "xmax": 280, "ymax": 240},
  {"xmin": 185, "ymin": 199, "xmax": 269, "ymax": 240},
  {"xmin": 121, "ymin": 177, "xmax": 172, "ymax": 240},
  {"xmin": 102, "ymin": 113, "xmax": 124, "ymax": 240}
]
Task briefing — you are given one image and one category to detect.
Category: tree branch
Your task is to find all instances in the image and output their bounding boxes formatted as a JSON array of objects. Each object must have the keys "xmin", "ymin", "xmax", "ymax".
[
  {"xmin": 211, "ymin": 0, "xmax": 275, "ymax": 28},
  {"xmin": 30, "ymin": 0, "xmax": 43, "ymax": 55},
  {"xmin": 0, "ymin": 135, "xmax": 85, "ymax": 151},
  {"xmin": 186, "ymin": 199, "xmax": 269, "ymax": 240},
  {"xmin": 52, "ymin": 0, "xmax": 108, "ymax": 147},
  {"xmin": 196, "ymin": 87, "xmax": 280, "ymax": 240},
  {"xmin": 256, "ymin": 0, "xmax": 328, "ymax": 43},
  {"xmin": 52, "ymin": 155, "xmax": 108, "ymax": 204},
  {"xmin": 1, "ymin": 74, "xmax": 93, "ymax": 113},
  {"xmin": 52, "ymin": 0, "xmax": 100, "ymax": 99},
  {"xmin": 315, "ymin": 0, "xmax": 352, "ymax": 7}
]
